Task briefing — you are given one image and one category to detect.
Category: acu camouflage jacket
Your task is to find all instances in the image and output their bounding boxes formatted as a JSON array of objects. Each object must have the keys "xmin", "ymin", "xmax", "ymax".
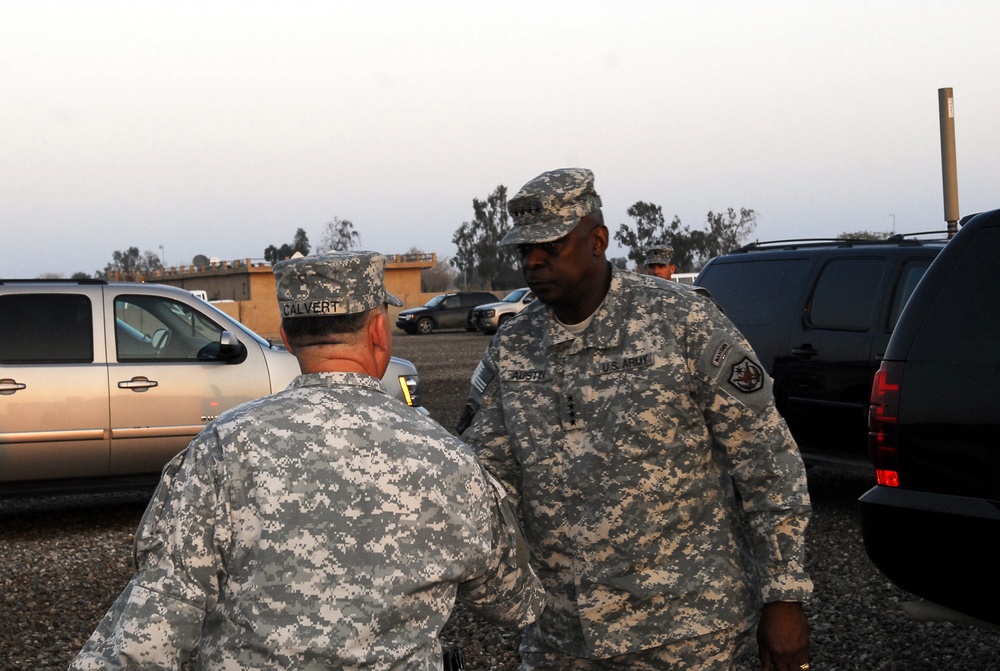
[
  {"xmin": 70, "ymin": 372, "xmax": 543, "ymax": 671},
  {"xmin": 461, "ymin": 268, "xmax": 812, "ymax": 658}
]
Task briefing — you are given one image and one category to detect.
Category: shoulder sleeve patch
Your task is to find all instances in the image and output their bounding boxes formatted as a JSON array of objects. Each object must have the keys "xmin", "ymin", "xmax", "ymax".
[
  {"xmin": 697, "ymin": 329, "xmax": 775, "ymax": 413},
  {"xmin": 727, "ymin": 356, "xmax": 765, "ymax": 393}
]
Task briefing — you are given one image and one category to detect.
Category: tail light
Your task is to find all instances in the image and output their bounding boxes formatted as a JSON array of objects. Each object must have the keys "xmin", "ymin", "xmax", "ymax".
[{"xmin": 869, "ymin": 361, "xmax": 904, "ymax": 487}]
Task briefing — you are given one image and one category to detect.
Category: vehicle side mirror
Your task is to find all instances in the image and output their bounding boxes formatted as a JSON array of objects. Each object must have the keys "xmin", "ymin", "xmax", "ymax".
[{"xmin": 219, "ymin": 330, "xmax": 247, "ymax": 362}]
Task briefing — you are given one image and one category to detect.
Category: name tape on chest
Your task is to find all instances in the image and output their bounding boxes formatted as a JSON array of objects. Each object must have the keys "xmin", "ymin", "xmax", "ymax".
[
  {"xmin": 499, "ymin": 351, "xmax": 654, "ymax": 383},
  {"xmin": 597, "ymin": 352, "xmax": 653, "ymax": 374}
]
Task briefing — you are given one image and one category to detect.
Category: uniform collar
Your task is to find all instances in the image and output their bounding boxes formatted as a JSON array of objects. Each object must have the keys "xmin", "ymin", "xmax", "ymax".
[
  {"xmin": 545, "ymin": 267, "xmax": 625, "ymax": 352},
  {"xmin": 288, "ymin": 371, "xmax": 388, "ymax": 394}
]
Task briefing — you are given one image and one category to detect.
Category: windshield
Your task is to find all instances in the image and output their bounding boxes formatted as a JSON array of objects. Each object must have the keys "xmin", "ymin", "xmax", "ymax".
[
  {"xmin": 502, "ymin": 288, "xmax": 530, "ymax": 302},
  {"xmin": 424, "ymin": 295, "xmax": 447, "ymax": 308}
]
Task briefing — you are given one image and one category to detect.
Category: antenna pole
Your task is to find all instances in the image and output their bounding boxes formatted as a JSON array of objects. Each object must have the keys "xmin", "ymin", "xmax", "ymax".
[{"xmin": 938, "ymin": 88, "xmax": 960, "ymax": 238}]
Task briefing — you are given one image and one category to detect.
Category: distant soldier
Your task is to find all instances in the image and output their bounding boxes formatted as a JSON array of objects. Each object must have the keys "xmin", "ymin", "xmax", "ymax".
[
  {"xmin": 70, "ymin": 251, "xmax": 544, "ymax": 671},
  {"xmin": 643, "ymin": 244, "xmax": 676, "ymax": 280},
  {"xmin": 459, "ymin": 168, "xmax": 812, "ymax": 671}
]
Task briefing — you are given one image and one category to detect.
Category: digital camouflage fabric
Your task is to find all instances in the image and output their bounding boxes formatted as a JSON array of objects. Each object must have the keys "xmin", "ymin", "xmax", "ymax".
[
  {"xmin": 274, "ymin": 250, "xmax": 403, "ymax": 319},
  {"xmin": 643, "ymin": 245, "xmax": 673, "ymax": 267},
  {"xmin": 501, "ymin": 168, "xmax": 603, "ymax": 247},
  {"xmin": 70, "ymin": 373, "xmax": 543, "ymax": 670},
  {"xmin": 460, "ymin": 268, "xmax": 812, "ymax": 659}
]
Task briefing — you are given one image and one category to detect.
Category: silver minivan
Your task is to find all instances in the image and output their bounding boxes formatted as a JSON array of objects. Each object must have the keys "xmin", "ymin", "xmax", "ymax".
[{"xmin": 0, "ymin": 279, "xmax": 426, "ymax": 494}]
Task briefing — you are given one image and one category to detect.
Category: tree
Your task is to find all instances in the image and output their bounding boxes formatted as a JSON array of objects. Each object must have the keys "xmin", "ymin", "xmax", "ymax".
[
  {"xmin": 451, "ymin": 185, "xmax": 520, "ymax": 290},
  {"xmin": 837, "ymin": 230, "xmax": 892, "ymax": 241},
  {"xmin": 317, "ymin": 217, "xmax": 360, "ymax": 253},
  {"xmin": 696, "ymin": 208, "xmax": 758, "ymax": 266},
  {"xmin": 421, "ymin": 256, "xmax": 459, "ymax": 292},
  {"xmin": 292, "ymin": 228, "xmax": 311, "ymax": 255},
  {"xmin": 99, "ymin": 247, "xmax": 163, "ymax": 281},
  {"xmin": 613, "ymin": 202, "xmax": 679, "ymax": 270},
  {"xmin": 615, "ymin": 204, "xmax": 758, "ymax": 273},
  {"xmin": 264, "ymin": 228, "xmax": 311, "ymax": 264}
]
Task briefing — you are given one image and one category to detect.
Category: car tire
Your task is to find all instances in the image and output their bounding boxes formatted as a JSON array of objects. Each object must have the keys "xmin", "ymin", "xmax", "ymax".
[
  {"xmin": 497, "ymin": 314, "xmax": 512, "ymax": 328},
  {"xmin": 416, "ymin": 318, "xmax": 434, "ymax": 335}
]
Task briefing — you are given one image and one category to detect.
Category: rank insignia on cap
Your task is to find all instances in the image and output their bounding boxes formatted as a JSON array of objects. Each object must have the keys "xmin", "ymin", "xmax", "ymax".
[{"xmin": 728, "ymin": 357, "xmax": 764, "ymax": 393}]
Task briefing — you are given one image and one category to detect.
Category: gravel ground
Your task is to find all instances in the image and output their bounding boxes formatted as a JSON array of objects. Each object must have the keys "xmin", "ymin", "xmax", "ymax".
[{"xmin": 3, "ymin": 330, "xmax": 999, "ymax": 670}]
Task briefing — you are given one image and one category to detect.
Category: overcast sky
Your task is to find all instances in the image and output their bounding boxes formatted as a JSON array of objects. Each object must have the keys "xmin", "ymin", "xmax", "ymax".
[{"xmin": 3, "ymin": 1, "xmax": 997, "ymax": 278}]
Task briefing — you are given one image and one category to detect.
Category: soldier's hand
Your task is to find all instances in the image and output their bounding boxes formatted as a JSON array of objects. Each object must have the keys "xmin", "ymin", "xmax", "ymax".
[{"xmin": 757, "ymin": 601, "xmax": 809, "ymax": 671}]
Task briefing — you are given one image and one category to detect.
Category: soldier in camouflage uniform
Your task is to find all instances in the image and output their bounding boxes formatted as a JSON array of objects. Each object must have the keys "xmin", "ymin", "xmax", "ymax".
[
  {"xmin": 643, "ymin": 245, "xmax": 676, "ymax": 281},
  {"xmin": 69, "ymin": 251, "xmax": 544, "ymax": 671},
  {"xmin": 458, "ymin": 169, "xmax": 813, "ymax": 671}
]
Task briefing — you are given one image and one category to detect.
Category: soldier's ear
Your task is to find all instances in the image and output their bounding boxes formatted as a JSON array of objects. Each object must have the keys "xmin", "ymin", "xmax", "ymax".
[
  {"xmin": 367, "ymin": 309, "xmax": 388, "ymax": 351},
  {"xmin": 593, "ymin": 224, "xmax": 609, "ymax": 255},
  {"xmin": 367, "ymin": 307, "xmax": 392, "ymax": 376}
]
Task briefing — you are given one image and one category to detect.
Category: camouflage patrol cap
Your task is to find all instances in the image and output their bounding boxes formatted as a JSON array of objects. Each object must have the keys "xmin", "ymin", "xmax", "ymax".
[
  {"xmin": 644, "ymin": 245, "xmax": 673, "ymax": 266},
  {"xmin": 500, "ymin": 168, "xmax": 603, "ymax": 246},
  {"xmin": 273, "ymin": 251, "xmax": 403, "ymax": 319}
]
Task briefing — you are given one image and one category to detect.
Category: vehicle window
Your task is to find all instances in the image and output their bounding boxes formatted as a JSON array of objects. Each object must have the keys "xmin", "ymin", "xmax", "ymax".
[
  {"xmin": 696, "ymin": 259, "xmax": 811, "ymax": 326},
  {"xmin": 462, "ymin": 294, "xmax": 490, "ymax": 307},
  {"xmin": 115, "ymin": 295, "xmax": 224, "ymax": 361},
  {"xmin": 502, "ymin": 289, "xmax": 528, "ymax": 302},
  {"xmin": 0, "ymin": 294, "xmax": 93, "ymax": 363},
  {"xmin": 442, "ymin": 296, "xmax": 460, "ymax": 309},
  {"xmin": 807, "ymin": 258, "xmax": 886, "ymax": 331},
  {"xmin": 886, "ymin": 259, "xmax": 932, "ymax": 331},
  {"xmin": 912, "ymin": 227, "xmax": 1000, "ymax": 357},
  {"xmin": 425, "ymin": 295, "xmax": 446, "ymax": 308}
]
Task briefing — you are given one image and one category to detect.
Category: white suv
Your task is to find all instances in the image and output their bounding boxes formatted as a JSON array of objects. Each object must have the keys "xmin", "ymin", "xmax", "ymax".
[{"xmin": 471, "ymin": 288, "xmax": 535, "ymax": 335}]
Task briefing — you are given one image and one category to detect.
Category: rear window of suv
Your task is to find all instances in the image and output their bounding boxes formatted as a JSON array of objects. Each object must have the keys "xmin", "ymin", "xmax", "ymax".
[
  {"xmin": 911, "ymin": 225, "xmax": 1000, "ymax": 359},
  {"xmin": 0, "ymin": 293, "xmax": 94, "ymax": 363}
]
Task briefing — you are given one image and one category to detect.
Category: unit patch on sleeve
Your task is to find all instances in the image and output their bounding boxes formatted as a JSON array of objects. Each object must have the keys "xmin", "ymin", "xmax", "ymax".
[{"xmin": 728, "ymin": 356, "xmax": 764, "ymax": 393}]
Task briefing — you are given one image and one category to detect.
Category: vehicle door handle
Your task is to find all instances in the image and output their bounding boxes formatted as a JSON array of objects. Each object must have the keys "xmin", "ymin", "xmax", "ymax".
[
  {"xmin": 791, "ymin": 345, "xmax": 819, "ymax": 358},
  {"xmin": 118, "ymin": 376, "xmax": 159, "ymax": 391},
  {"xmin": 0, "ymin": 378, "xmax": 27, "ymax": 395}
]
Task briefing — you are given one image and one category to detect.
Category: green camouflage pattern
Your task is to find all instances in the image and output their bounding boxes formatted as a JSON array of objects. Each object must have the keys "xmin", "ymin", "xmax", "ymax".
[
  {"xmin": 500, "ymin": 168, "xmax": 604, "ymax": 246},
  {"xmin": 460, "ymin": 268, "xmax": 812, "ymax": 659},
  {"xmin": 70, "ymin": 372, "xmax": 543, "ymax": 670},
  {"xmin": 274, "ymin": 250, "xmax": 403, "ymax": 319}
]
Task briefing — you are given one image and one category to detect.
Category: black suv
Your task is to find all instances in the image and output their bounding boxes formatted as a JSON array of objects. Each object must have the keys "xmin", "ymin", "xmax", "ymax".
[
  {"xmin": 859, "ymin": 208, "xmax": 1000, "ymax": 627},
  {"xmin": 696, "ymin": 234, "xmax": 946, "ymax": 469},
  {"xmin": 395, "ymin": 291, "xmax": 497, "ymax": 335}
]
